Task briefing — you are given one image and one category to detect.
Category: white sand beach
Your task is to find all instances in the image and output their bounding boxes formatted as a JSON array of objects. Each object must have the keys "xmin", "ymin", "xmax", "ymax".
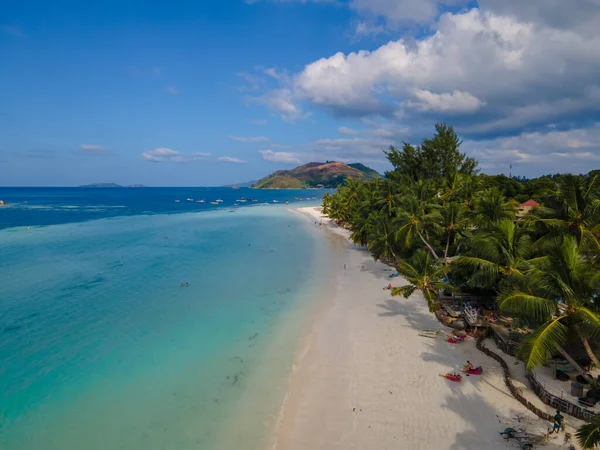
[{"xmin": 271, "ymin": 207, "xmax": 577, "ymax": 450}]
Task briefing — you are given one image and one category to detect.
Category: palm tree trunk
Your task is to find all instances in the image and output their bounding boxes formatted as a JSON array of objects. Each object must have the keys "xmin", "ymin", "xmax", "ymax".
[
  {"xmin": 580, "ymin": 334, "xmax": 600, "ymax": 369},
  {"xmin": 444, "ymin": 233, "xmax": 451, "ymax": 261},
  {"xmin": 418, "ymin": 231, "xmax": 440, "ymax": 260},
  {"xmin": 556, "ymin": 345, "xmax": 592, "ymax": 379}
]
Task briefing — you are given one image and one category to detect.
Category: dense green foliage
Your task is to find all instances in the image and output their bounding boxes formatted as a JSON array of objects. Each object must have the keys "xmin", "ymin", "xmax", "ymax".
[
  {"xmin": 254, "ymin": 161, "xmax": 380, "ymax": 188},
  {"xmin": 323, "ymin": 124, "xmax": 600, "ymax": 446}
]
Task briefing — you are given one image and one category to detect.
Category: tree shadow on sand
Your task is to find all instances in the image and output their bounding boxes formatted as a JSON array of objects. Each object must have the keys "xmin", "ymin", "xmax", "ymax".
[{"xmin": 376, "ymin": 298, "xmax": 440, "ymax": 330}]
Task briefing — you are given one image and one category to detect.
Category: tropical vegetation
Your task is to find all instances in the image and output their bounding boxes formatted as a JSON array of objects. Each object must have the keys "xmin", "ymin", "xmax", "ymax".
[{"xmin": 322, "ymin": 123, "xmax": 600, "ymax": 448}]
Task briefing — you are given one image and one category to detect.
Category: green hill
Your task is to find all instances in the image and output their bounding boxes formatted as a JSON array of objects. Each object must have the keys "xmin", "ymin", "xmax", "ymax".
[{"xmin": 253, "ymin": 161, "xmax": 381, "ymax": 189}]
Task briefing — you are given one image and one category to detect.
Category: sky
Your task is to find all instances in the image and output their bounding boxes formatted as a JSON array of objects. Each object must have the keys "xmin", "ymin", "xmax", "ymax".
[{"xmin": 1, "ymin": 0, "xmax": 600, "ymax": 186}]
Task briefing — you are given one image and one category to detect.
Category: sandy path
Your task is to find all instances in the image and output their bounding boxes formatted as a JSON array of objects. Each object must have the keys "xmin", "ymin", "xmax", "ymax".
[{"xmin": 271, "ymin": 207, "xmax": 573, "ymax": 450}]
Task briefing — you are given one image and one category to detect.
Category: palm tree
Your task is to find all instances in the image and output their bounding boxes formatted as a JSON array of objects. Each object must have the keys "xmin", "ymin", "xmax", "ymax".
[
  {"xmin": 366, "ymin": 211, "xmax": 400, "ymax": 262},
  {"xmin": 533, "ymin": 174, "xmax": 600, "ymax": 251},
  {"xmin": 471, "ymin": 188, "xmax": 519, "ymax": 228},
  {"xmin": 498, "ymin": 236, "xmax": 600, "ymax": 375},
  {"xmin": 375, "ymin": 179, "xmax": 403, "ymax": 217},
  {"xmin": 395, "ymin": 194, "xmax": 442, "ymax": 259},
  {"xmin": 439, "ymin": 201, "xmax": 469, "ymax": 261},
  {"xmin": 452, "ymin": 219, "xmax": 534, "ymax": 291},
  {"xmin": 577, "ymin": 416, "xmax": 600, "ymax": 449},
  {"xmin": 392, "ymin": 249, "xmax": 451, "ymax": 311}
]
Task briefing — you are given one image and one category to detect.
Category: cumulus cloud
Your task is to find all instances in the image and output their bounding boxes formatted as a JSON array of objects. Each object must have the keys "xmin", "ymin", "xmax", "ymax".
[
  {"xmin": 259, "ymin": 149, "xmax": 302, "ymax": 164},
  {"xmin": 285, "ymin": 7, "xmax": 600, "ymax": 134},
  {"xmin": 217, "ymin": 156, "xmax": 247, "ymax": 163},
  {"xmin": 142, "ymin": 148, "xmax": 210, "ymax": 163},
  {"xmin": 251, "ymin": 89, "xmax": 307, "ymax": 122},
  {"xmin": 229, "ymin": 136, "xmax": 270, "ymax": 143},
  {"xmin": 406, "ymin": 90, "xmax": 483, "ymax": 113}
]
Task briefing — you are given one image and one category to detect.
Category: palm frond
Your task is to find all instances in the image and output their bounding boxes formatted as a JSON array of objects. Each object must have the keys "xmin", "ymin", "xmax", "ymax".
[
  {"xmin": 497, "ymin": 290, "xmax": 556, "ymax": 322},
  {"xmin": 576, "ymin": 416, "xmax": 600, "ymax": 449},
  {"xmin": 517, "ymin": 317, "xmax": 568, "ymax": 371},
  {"xmin": 392, "ymin": 285, "xmax": 417, "ymax": 299},
  {"xmin": 573, "ymin": 307, "xmax": 600, "ymax": 340}
]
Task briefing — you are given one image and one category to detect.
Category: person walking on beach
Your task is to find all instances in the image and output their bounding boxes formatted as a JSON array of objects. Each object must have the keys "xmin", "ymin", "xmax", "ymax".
[
  {"xmin": 344, "ymin": 263, "xmax": 346, "ymax": 270},
  {"xmin": 552, "ymin": 410, "xmax": 564, "ymax": 433}
]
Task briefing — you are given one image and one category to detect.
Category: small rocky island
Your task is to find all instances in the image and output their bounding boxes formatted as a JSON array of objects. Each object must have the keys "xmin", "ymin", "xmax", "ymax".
[{"xmin": 253, "ymin": 161, "xmax": 381, "ymax": 189}]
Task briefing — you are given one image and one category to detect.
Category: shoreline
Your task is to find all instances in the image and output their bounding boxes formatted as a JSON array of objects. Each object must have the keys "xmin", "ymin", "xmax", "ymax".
[{"xmin": 269, "ymin": 206, "xmax": 576, "ymax": 450}]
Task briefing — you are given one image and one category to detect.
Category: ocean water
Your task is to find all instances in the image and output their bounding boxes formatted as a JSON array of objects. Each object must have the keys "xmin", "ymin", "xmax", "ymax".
[{"xmin": 0, "ymin": 188, "xmax": 331, "ymax": 450}]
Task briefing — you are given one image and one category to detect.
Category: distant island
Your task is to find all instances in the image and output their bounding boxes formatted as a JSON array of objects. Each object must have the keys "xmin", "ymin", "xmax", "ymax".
[
  {"xmin": 253, "ymin": 161, "xmax": 381, "ymax": 189},
  {"xmin": 79, "ymin": 183, "xmax": 145, "ymax": 188},
  {"xmin": 223, "ymin": 180, "xmax": 258, "ymax": 188}
]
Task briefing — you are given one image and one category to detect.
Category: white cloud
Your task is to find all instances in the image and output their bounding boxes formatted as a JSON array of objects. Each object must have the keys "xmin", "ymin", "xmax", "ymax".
[
  {"xmin": 217, "ymin": 156, "xmax": 247, "ymax": 163},
  {"xmin": 349, "ymin": 0, "xmax": 468, "ymax": 24},
  {"xmin": 354, "ymin": 21, "xmax": 386, "ymax": 37},
  {"xmin": 251, "ymin": 89, "xmax": 307, "ymax": 122},
  {"xmin": 80, "ymin": 144, "xmax": 109, "ymax": 154},
  {"xmin": 338, "ymin": 126, "xmax": 360, "ymax": 135},
  {"xmin": 264, "ymin": 67, "xmax": 281, "ymax": 79},
  {"xmin": 142, "ymin": 148, "xmax": 210, "ymax": 163},
  {"xmin": 463, "ymin": 123, "xmax": 600, "ymax": 174},
  {"xmin": 229, "ymin": 136, "xmax": 270, "ymax": 143},
  {"xmin": 164, "ymin": 86, "xmax": 180, "ymax": 95},
  {"xmin": 259, "ymin": 149, "xmax": 302, "ymax": 164},
  {"xmin": 288, "ymin": 7, "xmax": 600, "ymax": 132},
  {"xmin": 406, "ymin": 89, "xmax": 483, "ymax": 113}
]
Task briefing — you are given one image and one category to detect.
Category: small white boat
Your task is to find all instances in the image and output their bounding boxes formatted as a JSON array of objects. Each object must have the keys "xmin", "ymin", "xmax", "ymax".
[
  {"xmin": 186, "ymin": 198, "xmax": 194, "ymax": 201},
  {"xmin": 215, "ymin": 199, "xmax": 224, "ymax": 203},
  {"xmin": 175, "ymin": 200, "xmax": 181, "ymax": 203},
  {"xmin": 197, "ymin": 200, "xmax": 205, "ymax": 203},
  {"xmin": 272, "ymin": 200, "xmax": 279, "ymax": 203}
]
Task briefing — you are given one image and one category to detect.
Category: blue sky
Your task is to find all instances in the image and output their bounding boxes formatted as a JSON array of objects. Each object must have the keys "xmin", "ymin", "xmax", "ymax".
[{"xmin": 2, "ymin": 0, "xmax": 600, "ymax": 186}]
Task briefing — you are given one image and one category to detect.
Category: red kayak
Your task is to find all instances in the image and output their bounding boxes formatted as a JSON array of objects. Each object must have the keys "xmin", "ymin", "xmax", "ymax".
[
  {"xmin": 440, "ymin": 373, "xmax": 462, "ymax": 382},
  {"xmin": 448, "ymin": 335, "xmax": 466, "ymax": 344},
  {"xmin": 467, "ymin": 367, "xmax": 483, "ymax": 375}
]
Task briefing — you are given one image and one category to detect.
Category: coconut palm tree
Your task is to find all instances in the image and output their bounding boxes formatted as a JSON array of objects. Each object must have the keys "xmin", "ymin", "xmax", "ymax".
[
  {"xmin": 471, "ymin": 188, "xmax": 519, "ymax": 228},
  {"xmin": 452, "ymin": 219, "xmax": 535, "ymax": 291},
  {"xmin": 392, "ymin": 249, "xmax": 451, "ymax": 311},
  {"xmin": 439, "ymin": 201, "xmax": 469, "ymax": 261},
  {"xmin": 395, "ymin": 194, "xmax": 442, "ymax": 259},
  {"xmin": 532, "ymin": 174, "xmax": 600, "ymax": 252},
  {"xmin": 498, "ymin": 236, "xmax": 600, "ymax": 374},
  {"xmin": 366, "ymin": 211, "xmax": 400, "ymax": 262},
  {"xmin": 577, "ymin": 416, "xmax": 600, "ymax": 449}
]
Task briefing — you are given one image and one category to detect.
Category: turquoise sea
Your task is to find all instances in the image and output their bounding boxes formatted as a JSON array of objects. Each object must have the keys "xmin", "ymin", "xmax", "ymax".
[{"xmin": 0, "ymin": 188, "xmax": 331, "ymax": 450}]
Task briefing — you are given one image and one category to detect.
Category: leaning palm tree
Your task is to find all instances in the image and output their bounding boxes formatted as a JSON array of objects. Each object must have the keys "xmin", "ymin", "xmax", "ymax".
[
  {"xmin": 452, "ymin": 219, "xmax": 535, "ymax": 291},
  {"xmin": 577, "ymin": 416, "xmax": 600, "ymax": 449},
  {"xmin": 395, "ymin": 195, "xmax": 442, "ymax": 259},
  {"xmin": 498, "ymin": 236, "xmax": 600, "ymax": 375},
  {"xmin": 392, "ymin": 249, "xmax": 451, "ymax": 311}
]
